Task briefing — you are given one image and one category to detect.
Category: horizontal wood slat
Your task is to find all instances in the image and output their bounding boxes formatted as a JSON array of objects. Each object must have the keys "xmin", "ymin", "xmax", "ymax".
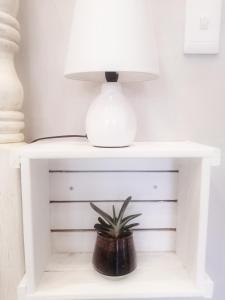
[
  {"xmin": 52, "ymin": 231, "xmax": 176, "ymax": 253},
  {"xmin": 49, "ymin": 172, "xmax": 178, "ymax": 201},
  {"xmin": 50, "ymin": 202, "xmax": 177, "ymax": 230},
  {"xmin": 50, "ymin": 200, "xmax": 177, "ymax": 203}
]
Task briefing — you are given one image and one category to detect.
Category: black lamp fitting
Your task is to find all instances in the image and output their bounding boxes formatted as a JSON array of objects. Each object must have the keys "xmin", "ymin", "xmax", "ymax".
[{"xmin": 105, "ymin": 72, "xmax": 119, "ymax": 82}]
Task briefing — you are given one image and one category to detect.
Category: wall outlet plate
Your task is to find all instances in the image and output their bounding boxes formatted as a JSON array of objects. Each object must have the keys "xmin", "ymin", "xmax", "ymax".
[{"xmin": 184, "ymin": 0, "xmax": 222, "ymax": 54}]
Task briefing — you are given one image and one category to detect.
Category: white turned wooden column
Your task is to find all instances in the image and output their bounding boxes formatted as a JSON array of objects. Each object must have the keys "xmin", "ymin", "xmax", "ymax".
[
  {"xmin": 0, "ymin": 0, "xmax": 24, "ymax": 143},
  {"xmin": 0, "ymin": 1, "xmax": 25, "ymax": 300}
]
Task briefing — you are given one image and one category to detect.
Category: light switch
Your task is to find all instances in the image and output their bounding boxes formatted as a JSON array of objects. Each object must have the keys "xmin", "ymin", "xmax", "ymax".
[{"xmin": 184, "ymin": 0, "xmax": 222, "ymax": 54}]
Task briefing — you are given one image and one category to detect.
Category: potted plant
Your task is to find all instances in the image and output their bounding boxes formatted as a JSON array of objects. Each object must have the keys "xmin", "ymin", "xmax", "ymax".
[{"xmin": 90, "ymin": 196, "xmax": 142, "ymax": 277}]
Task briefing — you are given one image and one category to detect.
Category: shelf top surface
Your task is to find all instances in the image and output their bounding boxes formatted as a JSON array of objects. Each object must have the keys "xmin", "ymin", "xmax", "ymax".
[
  {"xmin": 19, "ymin": 140, "xmax": 220, "ymax": 164},
  {"xmin": 19, "ymin": 252, "xmax": 212, "ymax": 299}
]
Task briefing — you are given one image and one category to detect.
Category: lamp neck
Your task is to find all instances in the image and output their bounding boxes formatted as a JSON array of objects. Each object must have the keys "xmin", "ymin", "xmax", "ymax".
[{"xmin": 101, "ymin": 82, "xmax": 122, "ymax": 94}]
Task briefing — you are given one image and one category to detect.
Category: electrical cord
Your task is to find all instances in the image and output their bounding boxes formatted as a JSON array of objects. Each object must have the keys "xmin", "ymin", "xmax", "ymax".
[{"xmin": 30, "ymin": 134, "xmax": 88, "ymax": 143}]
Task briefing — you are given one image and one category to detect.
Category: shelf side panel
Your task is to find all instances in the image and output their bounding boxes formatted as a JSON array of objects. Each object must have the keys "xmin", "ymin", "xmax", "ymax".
[
  {"xmin": 176, "ymin": 158, "xmax": 211, "ymax": 287},
  {"xmin": 21, "ymin": 158, "xmax": 51, "ymax": 292}
]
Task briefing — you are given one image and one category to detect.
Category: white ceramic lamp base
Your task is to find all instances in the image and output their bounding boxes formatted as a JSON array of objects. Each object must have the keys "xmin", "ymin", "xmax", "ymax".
[{"xmin": 86, "ymin": 83, "xmax": 136, "ymax": 148}]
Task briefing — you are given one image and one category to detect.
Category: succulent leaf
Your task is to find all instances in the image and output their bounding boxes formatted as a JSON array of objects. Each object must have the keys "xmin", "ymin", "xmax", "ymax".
[
  {"xmin": 94, "ymin": 224, "xmax": 110, "ymax": 233},
  {"xmin": 112, "ymin": 205, "xmax": 117, "ymax": 224},
  {"xmin": 98, "ymin": 217, "xmax": 111, "ymax": 228},
  {"xmin": 90, "ymin": 202, "xmax": 114, "ymax": 225},
  {"xmin": 117, "ymin": 196, "xmax": 132, "ymax": 224},
  {"xmin": 120, "ymin": 213, "xmax": 142, "ymax": 228},
  {"xmin": 123, "ymin": 223, "xmax": 140, "ymax": 230}
]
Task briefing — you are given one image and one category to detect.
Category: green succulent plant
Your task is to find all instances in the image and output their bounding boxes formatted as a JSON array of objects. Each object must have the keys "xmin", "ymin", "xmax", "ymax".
[{"xmin": 90, "ymin": 196, "xmax": 142, "ymax": 238}]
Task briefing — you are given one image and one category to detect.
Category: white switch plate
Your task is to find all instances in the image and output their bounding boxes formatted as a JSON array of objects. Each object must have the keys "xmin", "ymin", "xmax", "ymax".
[{"xmin": 184, "ymin": 0, "xmax": 222, "ymax": 54}]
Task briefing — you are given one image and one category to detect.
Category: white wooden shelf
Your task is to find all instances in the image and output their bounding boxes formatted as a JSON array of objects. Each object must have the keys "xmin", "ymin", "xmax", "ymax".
[
  {"xmin": 17, "ymin": 141, "xmax": 220, "ymax": 300},
  {"xmin": 18, "ymin": 252, "xmax": 212, "ymax": 300}
]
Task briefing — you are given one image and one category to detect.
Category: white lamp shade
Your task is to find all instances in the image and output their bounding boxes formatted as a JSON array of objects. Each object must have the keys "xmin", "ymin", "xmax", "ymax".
[{"xmin": 65, "ymin": 0, "xmax": 159, "ymax": 82}]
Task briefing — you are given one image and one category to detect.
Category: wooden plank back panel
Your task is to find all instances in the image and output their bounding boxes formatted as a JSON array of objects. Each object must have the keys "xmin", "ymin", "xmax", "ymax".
[
  {"xmin": 50, "ymin": 202, "xmax": 177, "ymax": 230},
  {"xmin": 49, "ymin": 158, "xmax": 178, "ymax": 253}
]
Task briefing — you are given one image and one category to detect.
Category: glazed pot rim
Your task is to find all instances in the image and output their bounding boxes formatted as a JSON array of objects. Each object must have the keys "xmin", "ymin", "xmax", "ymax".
[{"xmin": 96, "ymin": 231, "xmax": 133, "ymax": 241}]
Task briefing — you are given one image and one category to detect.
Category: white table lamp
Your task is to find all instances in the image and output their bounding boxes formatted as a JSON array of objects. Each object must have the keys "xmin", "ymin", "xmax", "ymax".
[{"xmin": 65, "ymin": 0, "xmax": 159, "ymax": 147}]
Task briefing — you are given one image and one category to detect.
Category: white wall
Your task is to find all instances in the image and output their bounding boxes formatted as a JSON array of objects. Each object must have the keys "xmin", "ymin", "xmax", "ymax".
[{"xmin": 17, "ymin": 1, "xmax": 225, "ymax": 299}]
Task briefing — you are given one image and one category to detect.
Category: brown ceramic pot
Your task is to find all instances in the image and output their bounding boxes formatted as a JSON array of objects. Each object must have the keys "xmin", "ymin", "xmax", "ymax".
[{"xmin": 93, "ymin": 232, "xmax": 137, "ymax": 277}]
